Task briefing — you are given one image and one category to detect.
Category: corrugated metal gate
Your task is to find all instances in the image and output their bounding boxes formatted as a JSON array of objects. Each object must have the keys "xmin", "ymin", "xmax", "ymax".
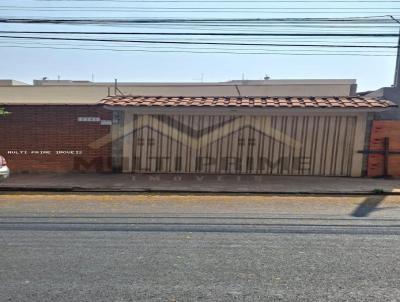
[{"xmin": 124, "ymin": 114, "xmax": 357, "ymax": 176}]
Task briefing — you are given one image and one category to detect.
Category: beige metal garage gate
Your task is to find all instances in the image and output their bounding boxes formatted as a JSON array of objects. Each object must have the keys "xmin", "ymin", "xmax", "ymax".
[
  {"xmin": 101, "ymin": 95, "xmax": 395, "ymax": 177},
  {"xmin": 121, "ymin": 114, "xmax": 359, "ymax": 176}
]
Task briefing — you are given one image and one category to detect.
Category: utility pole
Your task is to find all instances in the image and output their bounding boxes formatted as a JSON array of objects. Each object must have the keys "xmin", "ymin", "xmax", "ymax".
[
  {"xmin": 394, "ymin": 29, "xmax": 400, "ymax": 88},
  {"xmin": 390, "ymin": 16, "xmax": 400, "ymax": 87}
]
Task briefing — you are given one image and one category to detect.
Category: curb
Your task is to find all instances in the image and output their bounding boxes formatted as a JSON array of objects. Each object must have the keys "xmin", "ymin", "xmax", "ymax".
[{"xmin": 0, "ymin": 186, "xmax": 399, "ymax": 195}]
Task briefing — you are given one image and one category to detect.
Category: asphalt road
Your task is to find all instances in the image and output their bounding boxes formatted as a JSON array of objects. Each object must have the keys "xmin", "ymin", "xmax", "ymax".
[{"xmin": 1, "ymin": 194, "xmax": 400, "ymax": 302}]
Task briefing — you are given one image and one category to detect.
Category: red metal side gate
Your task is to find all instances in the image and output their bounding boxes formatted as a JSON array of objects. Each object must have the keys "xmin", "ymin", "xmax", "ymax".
[{"xmin": 368, "ymin": 121, "xmax": 400, "ymax": 178}]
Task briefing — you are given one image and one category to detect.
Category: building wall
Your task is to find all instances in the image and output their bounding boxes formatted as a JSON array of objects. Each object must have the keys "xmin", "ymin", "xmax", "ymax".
[
  {"xmin": 0, "ymin": 103, "xmax": 369, "ymax": 176},
  {"xmin": 368, "ymin": 120, "xmax": 400, "ymax": 178},
  {"xmin": 366, "ymin": 87, "xmax": 400, "ymax": 120},
  {"xmin": 0, "ymin": 80, "xmax": 356, "ymax": 105},
  {"xmin": 361, "ymin": 88, "xmax": 400, "ymax": 176},
  {"xmin": 0, "ymin": 105, "xmax": 112, "ymax": 173},
  {"xmin": 118, "ymin": 111, "xmax": 366, "ymax": 177}
]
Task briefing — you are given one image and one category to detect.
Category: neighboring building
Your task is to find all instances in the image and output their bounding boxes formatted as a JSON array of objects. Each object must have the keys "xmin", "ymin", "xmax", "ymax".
[
  {"xmin": 0, "ymin": 79, "xmax": 29, "ymax": 87},
  {"xmin": 364, "ymin": 87, "xmax": 400, "ymax": 120},
  {"xmin": 0, "ymin": 79, "xmax": 357, "ymax": 104},
  {"xmin": 0, "ymin": 79, "xmax": 395, "ymax": 176},
  {"xmin": 358, "ymin": 87, "xmax": 400, "ymax": 177}
]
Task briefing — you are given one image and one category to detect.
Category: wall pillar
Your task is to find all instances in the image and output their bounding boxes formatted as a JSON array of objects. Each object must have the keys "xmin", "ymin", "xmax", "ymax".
[{"xmin": 351, "ymin": 113, "xmax": 368, "ymax": 177}]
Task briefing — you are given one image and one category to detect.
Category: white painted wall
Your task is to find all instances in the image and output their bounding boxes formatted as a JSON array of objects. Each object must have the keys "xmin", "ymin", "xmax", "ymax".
[{"xmin": 0, "ymin": 79, "xmax": 356, "ymax": 105}]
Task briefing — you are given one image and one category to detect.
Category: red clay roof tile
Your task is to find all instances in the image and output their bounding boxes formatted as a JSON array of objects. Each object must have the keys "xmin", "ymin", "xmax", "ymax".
[{"xmin": 100, "ymin": 96, "xmax": 396, "ymax": 110}]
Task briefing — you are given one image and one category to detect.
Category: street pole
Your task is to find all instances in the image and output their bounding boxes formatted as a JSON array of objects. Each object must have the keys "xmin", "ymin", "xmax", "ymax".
[
  {"xmin": 391, "ymin": 16, "xmax": 400, "ymax": 87},
  {"xmin": 394, "ymin": 29, "xmax": 400, "ymax": 87}
]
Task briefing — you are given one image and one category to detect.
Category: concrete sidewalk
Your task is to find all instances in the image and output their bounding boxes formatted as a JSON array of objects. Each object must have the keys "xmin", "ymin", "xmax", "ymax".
[{"xmin": 0, "ymin": 173, "xmax": 400, "ymax": 194}]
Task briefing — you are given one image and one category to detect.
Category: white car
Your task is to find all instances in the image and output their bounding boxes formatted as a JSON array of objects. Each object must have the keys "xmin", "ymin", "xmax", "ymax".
[{"xmin": 0, "ymin": 155, "xmax": 10, "ymax": 180}]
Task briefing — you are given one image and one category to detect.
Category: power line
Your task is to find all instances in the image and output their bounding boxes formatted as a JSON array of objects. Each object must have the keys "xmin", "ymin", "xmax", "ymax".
[
  {"xmin": 0, "ymin": 16, "xmax": 397, "ymax": 25},
  {"xmin": 0, "ymin": 12, "xmax": 397, "ymax": 55},
  {"xmin": 2, "ymin": 38, "xmax": 395, "ymax": 52},
  {"xmin": 6, "ymin": 6, "xmax": 400, "ymax": 9},
  {"xmin": 47, "ymin": 22, "xmax": 398, "ymax": 31},
  {"xmin": 2, "ymin": 9, "xmax": 400, "ymax": 13},
  {"xmin": 0, "ymin": 35, "xmax": 396, "ymax": 48},
  {"xmin": 84, "ymin": 24, "xmax": 399, "ymax": 28},
  {"xmin": 33, "ymin": 0, "xmax": 400, "ymax": 2},
  {"xmin": 1, "ymin": 35, "xmax": 394, "ymax": 45},
  {"xmin": 0, "ymin": 31, "xmax": 397, "ymax": 37},
  {"xmin": 0, "ymin": 16, "xmax": 394, "ymax": 21},
  {"xmin": 1, "ymin": 38, "xmax": 394, "ymax": 47},
  {"xmin": 0, "ymin": 43, "xmax": 395, "ymax": 56}
]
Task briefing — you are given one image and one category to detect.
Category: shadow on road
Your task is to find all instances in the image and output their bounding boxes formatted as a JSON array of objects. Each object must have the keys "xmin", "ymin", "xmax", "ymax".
[{"xmin": 351, "ymin": 196, "xmax": 386, "ymax": 217}]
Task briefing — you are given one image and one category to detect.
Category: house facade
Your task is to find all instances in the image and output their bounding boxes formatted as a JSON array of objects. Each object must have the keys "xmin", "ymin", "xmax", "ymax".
[{"xmin": 0, "ymin": 79, "xmax": 395, "ymax": 176}]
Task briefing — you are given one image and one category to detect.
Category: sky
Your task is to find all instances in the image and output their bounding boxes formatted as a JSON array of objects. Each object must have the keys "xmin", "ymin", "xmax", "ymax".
[{"xmin": 0, "ymin": 0, "xmax": 399, "ymax": 91}]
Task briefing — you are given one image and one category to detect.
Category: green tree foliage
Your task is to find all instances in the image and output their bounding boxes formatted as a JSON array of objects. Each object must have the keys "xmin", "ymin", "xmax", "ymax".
[{"xmin": 0, "ymin": 107, "xmax": 10, "ymax": 116}]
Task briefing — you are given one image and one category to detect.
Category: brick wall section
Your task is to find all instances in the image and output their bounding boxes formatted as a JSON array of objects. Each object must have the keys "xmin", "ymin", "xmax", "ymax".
[
  {"xmin": 368, "ymin": 120, "xmax": 400, "ymax": 178},
  {"xmin": 0, "ymin": 105, "xmax": 112, "ymax": 173}
]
